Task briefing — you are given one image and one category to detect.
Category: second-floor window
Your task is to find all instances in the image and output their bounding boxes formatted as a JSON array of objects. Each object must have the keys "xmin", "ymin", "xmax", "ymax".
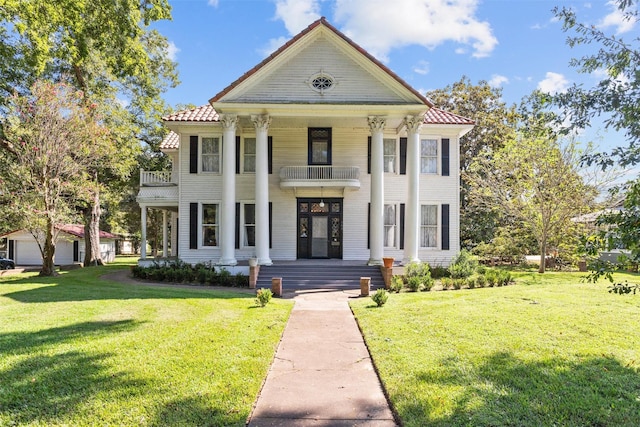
[
  {"xmin": 421, "ymin": 139, "xmax": 438, "ymax": 174},
  {"xmin": 244, "ymin": 138, "xmax": 256, "ymax": 173},
  {"xmin": 202, "ymin": 137, "xmax": 220, "ymax": 173},
  {"xmin": 383, "ymin": 139, "xmax": 396, "ymax": 173},
  {"xmin": 308, "ymin": 128, "xmax": 332, "ymax": 165}
]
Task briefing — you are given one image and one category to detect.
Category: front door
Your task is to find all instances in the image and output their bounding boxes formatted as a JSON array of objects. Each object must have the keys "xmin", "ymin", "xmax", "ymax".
[{"xmin": 297, "ymin": 198, "xmax": 342, "ymax": 259}]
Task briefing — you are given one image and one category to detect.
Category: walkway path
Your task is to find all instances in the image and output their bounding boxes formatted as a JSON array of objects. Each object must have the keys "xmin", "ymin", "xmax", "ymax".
[{"xmin": 248, "ymin": 289, "xmax": 397, "ymax": 426}]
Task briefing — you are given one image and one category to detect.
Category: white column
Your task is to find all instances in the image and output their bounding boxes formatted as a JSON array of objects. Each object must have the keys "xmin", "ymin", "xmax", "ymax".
[
  {"xmin": 162, "ymin": 210, "xmax": 168, "ymax": 258},
  {"xmin": 404, "ymin": 116, "xmax": 422, "ymax": 263},
  {"xmin": 252, "ymin": 114, "xmax": 272, "ymax": 265},
  {"xmin": 140, "ymin": 206, "xmax": 147, "ymax": 259},
  {"xmin": 220, "ymin": 114, "xmax": 238, "ymax": 265},
  {"xmin": 368, "ymin": 116, "xmax": 386, "ymax": 266},
  {"xmin": 170, "ymin": 212, "xmax": 178, "ymax": 257}
]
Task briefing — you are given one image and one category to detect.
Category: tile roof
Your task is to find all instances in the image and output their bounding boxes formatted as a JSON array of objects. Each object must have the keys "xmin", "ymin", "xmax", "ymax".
[
  {"xmin": 162, "ymin": 105, "xmax": 219, "ymax": 122},
  {"xmin": 209, "ymin": 17, "xmax": 432, "ymax": 107},
  {"xmin": 159, "ymin": 131, "xmax": 180, "ymax": 150},
  {"xmin": 424, "ymin": 108, "xmax": 475, "ymax": 125}
]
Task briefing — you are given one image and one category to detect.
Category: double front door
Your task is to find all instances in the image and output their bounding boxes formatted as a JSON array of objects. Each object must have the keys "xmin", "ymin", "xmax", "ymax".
[{"xmin": 297, "ymin": 198, "xmax": 342, "ymax": 259}]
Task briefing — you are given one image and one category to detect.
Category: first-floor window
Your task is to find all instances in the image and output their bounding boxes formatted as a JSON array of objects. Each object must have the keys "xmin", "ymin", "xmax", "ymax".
[
  {"xmin": 202, "ymin": 204, "xmax": 218, "ymax": 246},
  {"xmin": 420, "ymin": 205, "xmax": 438, "ymax": 248},
  {"xmin": 244, "ymin": 204, "xmax": 256, "ymax": 247},
  {"xmin": 384, "ymin": 204, "xmax": 396, "ymax": 247}
]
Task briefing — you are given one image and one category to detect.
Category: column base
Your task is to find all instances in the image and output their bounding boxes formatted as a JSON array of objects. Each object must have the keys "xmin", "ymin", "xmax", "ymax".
[
  {"xmin": 258, "ymin": 257, "xmax": 272, "ymax": 266},
  {"xmin": 367, "ymin": 258, "xmax": 383, "ymax": 266},
  {"xmin": 218, "ymin": 258, "xmax": 238, "ymax": 266},
  {"xmin": 403, "ymin": 256, "xmax": 420, "ymax": 265}
]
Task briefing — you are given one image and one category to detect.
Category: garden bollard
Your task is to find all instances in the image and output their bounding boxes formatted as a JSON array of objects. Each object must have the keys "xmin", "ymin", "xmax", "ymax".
[
  {"xmin": 271, "ymin": 277, "xmax": 282, "ymax": 297},
  {"xmin": 360, "ymin": 277, "xmax": 371, "ymax": 297}
]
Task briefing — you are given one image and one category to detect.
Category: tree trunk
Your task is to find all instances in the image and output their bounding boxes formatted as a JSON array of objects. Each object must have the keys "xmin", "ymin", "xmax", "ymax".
[
  {"xmin": 538, "ymin": 239, "xmax": 546, "ymax": 274},
  {"xmin": 40, "ymin": 218, "xmax": 57, "ymax": 276},
  {"xmin": 83, "ymin": 189, "xmax": 104, "ymax": 266}
]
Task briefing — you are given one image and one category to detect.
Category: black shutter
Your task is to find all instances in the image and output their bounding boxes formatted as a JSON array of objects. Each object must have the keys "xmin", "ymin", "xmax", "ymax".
[
  {"xmin": 367, "ymin": 203, "xmax": 370, "ymax": 249},
  {"xmin": 236, "ymin": 136, "xmax": 241, "ymax": 174},
  {"xmin": 189, "ymin": 203, "xmax": 198, "ymax": 249},
  {"xmin": 442, "ymin": 138, "xmax": 450, "ymax": 177},
  {"xmin": 189, "ymin": 136, "xmax": 198, "ymax": 174},
  {"xmin": 399, "ymin": 203, "xmax": 405, "ymax": 250},
  {"xmin": 8, "ymin": 240, "xmax": 14, "ymax": 260},
  {"xmin": 399, "ymin": 138, "xmax": 407, "ymax": 175},
  {"xmin": 73, "ymin": 241, "xmax": 79, "ymax": 262},
  {"xmin": 269, "ymin": 202, "xmax": 273, "ymax": 248},
  {"xmin": 268, "ymin": 136, "xmax": 273, "ymax": 174},
  {"xmin": 367, "ymin": 136, "xmax": 371, "ymax": 174},
  {"xmin": 235, "ymin": 203, "xmax": 240, "ymax": 249},
  {"xmin": 441, "ymin": 204, "xmax": 450, "ymax": 250}
]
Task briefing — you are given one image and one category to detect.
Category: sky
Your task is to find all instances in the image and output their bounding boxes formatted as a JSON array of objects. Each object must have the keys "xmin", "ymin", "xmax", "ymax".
[{"xmin": 153, "ymin": 0, "xmax": 638, "ymax": 154}]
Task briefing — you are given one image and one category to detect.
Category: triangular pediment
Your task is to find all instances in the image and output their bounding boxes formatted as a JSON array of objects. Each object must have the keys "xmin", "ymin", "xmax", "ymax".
[{"xmin": 211, "ymin": 18, "xmax": 429, "ymax": 107}]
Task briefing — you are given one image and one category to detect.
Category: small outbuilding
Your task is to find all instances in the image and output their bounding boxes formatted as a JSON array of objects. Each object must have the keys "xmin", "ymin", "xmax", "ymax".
[{"xmin": 0, "ymin": 225, "xmax": 117, "ymax": 266}]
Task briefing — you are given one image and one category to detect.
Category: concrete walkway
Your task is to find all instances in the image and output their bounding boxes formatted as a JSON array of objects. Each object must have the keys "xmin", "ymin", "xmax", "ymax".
[{"xmin": 248, "ymin": 289, "xmax": 397, "ymax": 426}]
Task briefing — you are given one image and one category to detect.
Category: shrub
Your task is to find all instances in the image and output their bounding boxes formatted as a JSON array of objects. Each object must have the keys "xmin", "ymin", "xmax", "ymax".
[
  {"xmin": 371, "ymin": 288, "xmax": 389, "ymax": 307},
  {"xmin": 440, "ymin": 277, "xmax": 454, "ymax": 290},
  {"xmin": 452, "ymin": 278, "xmax": 465, "ymax": 290},
  {"xmin": 234, "ymin": 272, "xmax": 249, "ymax": 287},
  {"xmin": 255, "ymin": 288, "xmax": 272, "ymax": 307},
  {"xmin": 498, "ymin": 270, "xmax": 512, "ymax": 286},
  {"xmin": 449, "ymin": 249, "xmax": 479, "ymax": 279},
  {"xmin": 407, "ymin": 276, "xmax": 424, "ymax": 292},
  {"xmin": 389, "ymin": 275, "xmax": 404, "ymax": 293},
  {"xmin": 485, "ymin": 269, "xmax": 499, "ymax": 287},
  {"xmin": 467, "ymin": 277, "xmax": 476, "ymax": 289},
  {"xmin": 475, "ymin": 275, "xmax": 487, "ymax": 288},
  {"xmin": 405, "ymin": 261, "xmax": 433, "ymax": 291},
  {"xmin": 218, "ymin": 269, "xmax": 232, "ymax": 286},
  {"xmin": 429, "ymin": 265, "xmax": 450, "ymax": 279}
]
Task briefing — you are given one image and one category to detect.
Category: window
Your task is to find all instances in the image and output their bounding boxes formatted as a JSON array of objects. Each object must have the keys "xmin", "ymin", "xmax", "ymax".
[
  {"xmin": 243, "ymin": 138, "xmax": 256, "ymax": 173},
  {"xmin": 383, "ymin": 139, "xmax": 396, "ymax": 173},
  {"xmin": 202, "ymin": 137, "xmax": 220, "ymax": 173},
  {"xmin": 202, "ymin": 204, "xmax": 218, "ymax": 247},
  {"xmin": 384, "ymin": 204, "xmax": 397, "ymax": 247},
  {"xmin": 421, "ymin": 139, "xmax": 438, "ymax": 174},
  {"xmin": 244, "ymin": 204, "xmax": 256, "ymax": 247},
  {"xmin": 420, "ymin": 205, "xmax": 438, "ymax": 248},
  {"xmin": 308, "ymin": 128, "xmax": 331, "ymax": 165}
]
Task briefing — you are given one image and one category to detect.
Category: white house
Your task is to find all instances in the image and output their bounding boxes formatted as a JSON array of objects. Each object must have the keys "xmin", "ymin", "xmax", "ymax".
[
  {"xmin": 137, "ymin": 18, "xmax": 473, "ymax": 268},
  {"xmin": 0, "ymin": 225, "xmax": 117, "ymax": 266}
]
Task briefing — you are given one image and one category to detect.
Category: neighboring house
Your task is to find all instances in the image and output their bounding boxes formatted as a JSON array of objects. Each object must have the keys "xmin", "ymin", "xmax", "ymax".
[
  {"xmin": 0, "ymin": 225, "xmax": 117, "ymax": 266},
  {"xmin": 572, "ymin": 198, "xmax": 628, "ymax": 263},
  {"xmin": 137, "ymin": 18, "xmax": 474, "ymax": 268}
]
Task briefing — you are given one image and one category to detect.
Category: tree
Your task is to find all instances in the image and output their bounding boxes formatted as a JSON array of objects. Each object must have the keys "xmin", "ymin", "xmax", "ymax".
[
  {"xmin": 553, "ymin": 0, "xmax": 640, "ymax": 288},
  {"xmin": 0, "ymin": 80, "xmax": 109, "ymax": 276},
  {"xmin": 0, "ymin": 0, "xmax": 178, "ymax": 265},
  {"xmin": 426, "ymin": 77, "xmax": 519, "ymax": 247},
  {"xmin": 467, "ymin": 132, "xmax": 597, "ymax": 273}
]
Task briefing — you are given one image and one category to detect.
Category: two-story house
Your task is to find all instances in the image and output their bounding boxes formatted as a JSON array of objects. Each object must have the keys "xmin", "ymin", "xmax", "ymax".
[{"xmin": 137, "ymin": 17, "xmax": 473, "ymax": 269}]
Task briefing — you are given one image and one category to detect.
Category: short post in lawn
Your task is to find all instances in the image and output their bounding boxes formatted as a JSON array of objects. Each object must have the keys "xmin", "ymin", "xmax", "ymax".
[
  {"xmin": 271, "ymin": 277, "xmax": 282, "ymax": 297},
  {"xmin": 360, "ymin": 277, "xmax": 371, "ymax": 297},
  {"xmin": 249, "ymin": 265, "xmax": 259, "ymax": 289}
]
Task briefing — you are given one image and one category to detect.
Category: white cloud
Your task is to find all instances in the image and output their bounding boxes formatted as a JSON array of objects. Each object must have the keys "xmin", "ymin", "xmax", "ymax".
[
  {"xmin": 207, "ymin": 0, "xmax": 219, "ymax": 7},
  {"xmin": 598, "ymin": 0, "xmax": 636, "ymax": 34},
  {"xmin": 488, "ymin": 74, "xmax": 509, "ymax": 88},
  {"xmin": 537, "ymin": 72, "xmax": 569, "ymax": 94},
  {"xmin": 258, "ymin": 36, "xmax": 289, "ymax": 57},
  {"xmin": 413, "ymin": 60, "xmax": 430, "ymax": 75},
  {"xmin": 270, "ymin": 0, "xmax": 497, "ymax": 62},
  {"xmin": 167, "ymin": 41, "xmax": 179, "ymax": 61}
]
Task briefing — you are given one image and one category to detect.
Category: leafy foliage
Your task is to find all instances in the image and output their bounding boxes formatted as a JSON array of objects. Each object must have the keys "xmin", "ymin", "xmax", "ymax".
[
  {"xmin": 448, "ymin": 249, "xmax": 479, "ymax": 279},
  {"xmin": 255, "ymin": 288, "xmax": 273, "ymax": 307},
  {"xmin": 371, "ymin": 288, "xmax": 389, "ymax": 307}
]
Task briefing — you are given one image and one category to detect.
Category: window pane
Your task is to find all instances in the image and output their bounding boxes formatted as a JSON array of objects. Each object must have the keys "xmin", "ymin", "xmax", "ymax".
[
  {"xmin": 421, "ymin": 139, "xmax": 437, "ymax": 174},
  {"xmin": 420, "ymin": 205, "xmax": 437, "ymax": 248},
  {"xmin": 203, "ymin": 226, "xmax": 217, "ymax": 246},
  {"xmin": 384, "ymin": 139, "xmax": 396, "ymax": 173},
  {"xmin": 244, "ymin": 204, "xmax": 255, "ymax": 225},
  {"xmin": 203, "ymin": 204, "xmax": 217, "ymax": 224},
  {"xmin": 202, "ymin": 137, "xmax": 220, "ymax": 172},
  {"xmin": 312, "ymin": 140, "xmax": 328, "ymax": 163},
  {"xmin": 244, "ymin": 155, "xmax": 256, "ymax": 173},
  {"xmin": 384, "ymin": 204, "xmax": 396, "ymax": 226},
  {"xmin": 244, "ymin": 138, "xmax": 256, "ymax": 155}
]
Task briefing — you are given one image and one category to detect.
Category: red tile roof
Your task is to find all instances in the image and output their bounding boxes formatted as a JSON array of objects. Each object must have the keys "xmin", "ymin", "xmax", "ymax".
[
  {"xmin": 58, "ymin": 224, "xmax": 119, "ymax": 240},
  {"xmin": 209, "ymin": 17, "xmax": 433, "ymax": 107},
  {"xmin": 159, "ymin": 131, "xmax": 180, "ymax": 150},
  {"xmin": 424, "ymin": 108, "xmax": 475, "ymax": 125},
  {"xmin": 162, "ymin": 105, "xmax": 219, "ymax": 122}
]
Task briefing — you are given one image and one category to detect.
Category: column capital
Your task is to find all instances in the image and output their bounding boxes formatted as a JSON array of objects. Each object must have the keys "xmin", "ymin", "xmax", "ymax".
[
  {"xmin": 251, "ymin": 114, "xmax": 271, "ymax": 131},
  {"xmin": 404, "ymin": 115, "xmax": 423, "ymax": 134},
  {"xmin": 220, "ymin": 114, "xmax": 238, "ymax": 130},
  {"xmin": 368, "ymin": 116, "xmax": 386, "ymax": 133}
]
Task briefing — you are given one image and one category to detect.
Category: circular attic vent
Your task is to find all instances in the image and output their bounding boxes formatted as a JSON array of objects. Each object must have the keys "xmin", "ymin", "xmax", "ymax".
[{"xmin": 308, "ymin": 71, "xmax": 336, "ymax": 94}]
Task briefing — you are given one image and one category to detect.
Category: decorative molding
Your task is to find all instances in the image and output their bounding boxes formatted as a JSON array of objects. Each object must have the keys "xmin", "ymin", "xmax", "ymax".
[
  {"xmin": 219, "ymin": 114, "xmax": 238, "ymax": 130},
  {"xmin": 307, "ymin": 70, "xmax": 336, "ymax": 94},
  {"xmin": 368, "ymin": 116, "xmax": 386, "ymax": 133},
  {"xmin": 251, "ymin": 114, "xmax": 271, "ymax": 131},
  {"xmin": 404, "ymin": 115, "xmax": 423, "ymax": 134}
]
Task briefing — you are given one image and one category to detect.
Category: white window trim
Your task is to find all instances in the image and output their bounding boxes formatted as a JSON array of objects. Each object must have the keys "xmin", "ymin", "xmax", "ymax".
[
  {"xmin": 241, "ymin": 136, "xmax": 256, "ymax": 174},
  {"xmin": 200, "ymin": 134, "xmax": 222, "ymax": 174},
  {"xmin": 200, "ymin": 201, "xmax": 220, "ymax": 249},
  {"xmin": 384, "ymin": 202, "xmax": 399, "ymax": 249},
  {"xmin": 420, "ymin": 204, "xmax": 439, "ymax": 249},
  {"xmin": 240, "ymin": 201, "xmax": 256, "ymax": 249},
  {"xmin": 420, "ymin": 137, "xmax": 439, "ymax": 175},
  {"xmin": 383, "ymin": 137, "xmax": 397, "ymax": 174}
]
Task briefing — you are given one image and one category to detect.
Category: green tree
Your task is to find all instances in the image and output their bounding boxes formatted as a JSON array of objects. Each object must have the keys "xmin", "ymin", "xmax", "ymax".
[
  {"xmin": 426, "ymin": 77, "xmax": 519, "ymax": 247},
  {"xmin": 0, "ymin": 0, "xmax": 178, "ymax": 265},
  {"xmin": 0, "ymin": 81, "xmax": 110, "ymax": 276}
]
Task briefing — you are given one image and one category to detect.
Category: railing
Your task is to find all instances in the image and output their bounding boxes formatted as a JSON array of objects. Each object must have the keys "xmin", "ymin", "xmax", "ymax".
[
  {"xmin": 279, "ymin": 166, "xmax": 360, "ymax": 181},
  {"xmin": 140, "ymin": 170, "xmax": 177, "ymax": 186}
]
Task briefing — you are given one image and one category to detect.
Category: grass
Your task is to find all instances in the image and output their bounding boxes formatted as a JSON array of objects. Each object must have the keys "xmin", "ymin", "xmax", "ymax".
[
  {"xmin": 351, "ymin": 271, "xmax": 640, "ymax": 427},
  {"xmin": 0, "ymin": 258, "xmax": 293, "ymax": 426}
]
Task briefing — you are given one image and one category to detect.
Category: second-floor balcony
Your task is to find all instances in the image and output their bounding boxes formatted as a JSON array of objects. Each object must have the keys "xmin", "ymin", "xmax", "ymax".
[
  {"xmin": 140, "ymin": 170, "xmax": 177, "ymax": 186},
  {"xmin": 279, "ymin": 166, "xmax": 360, "ymax": 189}
]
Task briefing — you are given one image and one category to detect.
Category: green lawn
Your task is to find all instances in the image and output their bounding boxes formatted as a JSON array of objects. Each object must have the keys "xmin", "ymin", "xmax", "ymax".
[
  {"xmin": 0, "ymin": 259, "xmax": 292, "ymax": 426},
  {"xmin": 351, "ymin": 271, "xmax": 640, "ymax": 427}
]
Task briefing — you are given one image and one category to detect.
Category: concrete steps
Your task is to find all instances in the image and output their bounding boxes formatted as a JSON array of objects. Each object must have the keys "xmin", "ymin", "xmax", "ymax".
[{"xmin": 256, "ymin": 263, "xmax": 385, "ymax": 292}]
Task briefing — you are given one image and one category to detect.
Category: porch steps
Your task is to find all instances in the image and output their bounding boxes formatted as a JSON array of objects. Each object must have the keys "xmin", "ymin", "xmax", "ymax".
[{"xmin": 255, "ymin": 263, "xmax": 385, "ymax": 292}]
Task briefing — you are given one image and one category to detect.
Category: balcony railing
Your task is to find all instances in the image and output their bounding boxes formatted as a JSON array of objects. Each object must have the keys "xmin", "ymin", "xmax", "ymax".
[
  {"xmin": 140, "ymin": 170, "xmax": 177, "ymax": 186},
  {"xmin": 279, "ymin": 166, "xmax": 360, "ymax": 189}
]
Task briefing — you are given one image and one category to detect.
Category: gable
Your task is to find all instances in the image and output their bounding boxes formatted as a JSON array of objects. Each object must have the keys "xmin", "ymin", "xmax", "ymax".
[{"xmin": 212, "ymin": 18, "xmax": 429, "ymax": 107}]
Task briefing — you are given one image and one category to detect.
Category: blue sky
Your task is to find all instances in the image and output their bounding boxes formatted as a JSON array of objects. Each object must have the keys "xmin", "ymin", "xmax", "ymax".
[{"xmin": 154, "ymin": 0, "xmax": 638, "ymax": 153}]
